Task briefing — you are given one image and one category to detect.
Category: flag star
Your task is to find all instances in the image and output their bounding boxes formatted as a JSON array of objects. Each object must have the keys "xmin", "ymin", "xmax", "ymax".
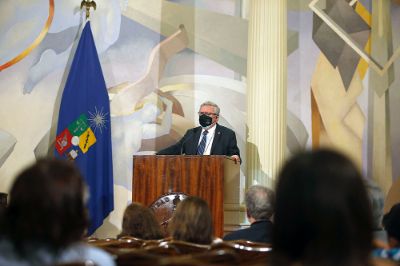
[{"xmin": 88, "ymin": 106, "xmax": 108, "ymax": 134}]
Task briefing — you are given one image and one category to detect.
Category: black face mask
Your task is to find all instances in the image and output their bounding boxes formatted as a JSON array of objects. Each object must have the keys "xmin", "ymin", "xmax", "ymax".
[{"xmin": 199, "ymin": 114, "xmax": 213, "ymax": 128}]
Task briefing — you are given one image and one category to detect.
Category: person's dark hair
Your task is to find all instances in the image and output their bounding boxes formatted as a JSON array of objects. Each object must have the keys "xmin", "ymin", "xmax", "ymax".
[
  {"xmin": 245, "ymin": 185, "xmax": 275, "ymax": 220},
  {"xmin": 118, "ymin": 202, "xmax": 163, "ymax": 240},
  {"xmin": 0, "ymin": 158, "xmax": 88, "ymax": 256},
  {"xmin": 168, "ymin": 196, "xmax": 213, "ymax": 244},
  {"xmin": 382, "ymin": 203, "xmax": 400, "ymax": 244},
  {"xmin": 272, "ymin": 149, "xmax": 373, "ymax": 266}
]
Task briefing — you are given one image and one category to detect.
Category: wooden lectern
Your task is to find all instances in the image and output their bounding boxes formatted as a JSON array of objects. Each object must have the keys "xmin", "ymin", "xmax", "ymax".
[{"xmin": 132, "ymin": 155, "xmax": 240, "ymax": 237}]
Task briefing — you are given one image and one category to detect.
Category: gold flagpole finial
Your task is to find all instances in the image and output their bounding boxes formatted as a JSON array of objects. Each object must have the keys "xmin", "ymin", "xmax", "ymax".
[{"xmin": 80, "ymin": 0, "xmax": 97, "ymax": 20}]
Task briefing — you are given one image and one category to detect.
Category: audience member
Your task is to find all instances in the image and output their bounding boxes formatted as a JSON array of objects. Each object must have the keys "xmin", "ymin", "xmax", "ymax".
[
  {"xmin": 168, "ymin": 196, "xmax": 213, "ymax": 245},
  {"xmin": 373, "ymin": 203, "xmax": 400, "ymax": 261},
  {"xmin": 271, "ymin": 149, "xmax": 381, "ymax": 266},
  {"xmin": 384, "ymin": 203, "xmax": 400, "ymax": 248},
  {"xmin": 365, "ymin": 178, "xmax": 388, "ymax": 248},
  {"xmin": 223, "ymin": 185, "xmax": 274, "ymax": 244},
  {"xmin": 0, "ymin": 158, "xmax": 115, "ymax": 266},
  {"xmin": 118, "ymin": 202, "xmax": 163, "ymax": 240}
]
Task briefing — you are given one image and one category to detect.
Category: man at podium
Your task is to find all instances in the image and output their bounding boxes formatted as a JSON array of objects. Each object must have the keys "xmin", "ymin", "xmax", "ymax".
[{"xmin": 157, "ymin": 101, "xmax": 241, "ymax": 163}]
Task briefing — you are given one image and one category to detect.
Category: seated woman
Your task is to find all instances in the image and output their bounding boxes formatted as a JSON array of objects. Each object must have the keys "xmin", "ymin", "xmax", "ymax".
[
  {"xmin": 0, "ymin": 158, "xmax": 115, "ymax": 266},
  {"xmin": 118, "ymin": 202, "xmax": 163, "ymax": 240},
  {"xmin": 168, "ymin": 196, "xmax": 213, "ymax": 245},
  {"xmin": 270, "ymin": 149, "xmax": 395, "ymax": 266}
]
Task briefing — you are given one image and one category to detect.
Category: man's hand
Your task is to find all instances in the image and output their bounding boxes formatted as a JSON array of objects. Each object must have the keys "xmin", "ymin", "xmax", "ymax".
[{"xmin": 231, "ymin": 155, "xmax": 241, "ymax": 164}]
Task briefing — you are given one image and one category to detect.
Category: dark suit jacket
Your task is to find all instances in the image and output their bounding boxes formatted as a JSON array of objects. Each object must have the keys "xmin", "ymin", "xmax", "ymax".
[
  {"xmin": 223, "ymin": 220, "xmax": 273, "ymax": 244},
  {"xmin": 156, "ymin": 124, "xmax": 240, "ymax": 158}
]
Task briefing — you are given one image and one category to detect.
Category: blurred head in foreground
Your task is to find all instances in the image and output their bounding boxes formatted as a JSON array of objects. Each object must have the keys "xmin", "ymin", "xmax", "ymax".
[
  {"xmin": 272, "ymin": 149, "xmax": 373, "ymax": 266},
  {"xmin": 0, "ymin": 158, "xmax": 88, "ymax": 256}
]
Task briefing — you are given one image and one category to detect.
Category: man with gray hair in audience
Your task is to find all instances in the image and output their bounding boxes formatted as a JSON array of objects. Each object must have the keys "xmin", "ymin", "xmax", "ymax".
[{"xmin": 223, "ymin": 185, "xmax": 274, "ymax": 244}]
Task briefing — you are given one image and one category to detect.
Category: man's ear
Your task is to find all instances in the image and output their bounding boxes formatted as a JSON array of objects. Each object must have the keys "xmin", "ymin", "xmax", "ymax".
[{"xmin": 246, "ymin": 209, "xmax": 250, "ymax": 219}]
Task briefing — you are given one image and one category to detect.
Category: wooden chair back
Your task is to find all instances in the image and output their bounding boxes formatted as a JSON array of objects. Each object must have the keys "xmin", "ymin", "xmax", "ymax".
[
  {"xmin": 158, "ymin": 239, "xmax": 210, "ymax": 254},
  {"xmin": 211, "ymin": 240, "xmax": 271, "ymax": 265},
  {"xmin": 53, "ymin": 261, "xmax": 96, "ymax": 266},
  {"xmin": 116, "ymin": 249, "xmax": 161, "ymax": 266}
]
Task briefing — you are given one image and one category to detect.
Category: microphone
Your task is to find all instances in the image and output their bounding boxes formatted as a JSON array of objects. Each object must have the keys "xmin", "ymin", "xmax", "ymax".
[{"xmin": 180, "ymin": 131, "xmax": 194, "ymax": 155}]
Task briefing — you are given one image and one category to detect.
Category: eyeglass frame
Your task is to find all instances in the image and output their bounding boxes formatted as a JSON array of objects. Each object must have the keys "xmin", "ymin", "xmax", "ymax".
[{"xmin": 198, "ymin": 112, "xmax": 218, "ymax": 117}]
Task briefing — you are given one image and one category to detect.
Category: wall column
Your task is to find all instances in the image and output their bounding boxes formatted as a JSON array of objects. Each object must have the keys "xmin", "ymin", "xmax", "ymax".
[
  {"xmin": 246, "ymin": 0, "xmax": 287, "ymax": 188},
  {"xmin": 368, "ymin": 0, "xmax": 394, "ymax": 195}
]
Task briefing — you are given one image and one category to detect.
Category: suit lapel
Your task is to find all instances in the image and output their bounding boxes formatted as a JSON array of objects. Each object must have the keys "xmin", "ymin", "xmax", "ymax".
[
  {"xmin": 190, "ymin": 127, "xmax": 202, "ymax": 154},
  {"xmin": 210, "ymin": 124, "xmax": 221, "ymax": 154}
]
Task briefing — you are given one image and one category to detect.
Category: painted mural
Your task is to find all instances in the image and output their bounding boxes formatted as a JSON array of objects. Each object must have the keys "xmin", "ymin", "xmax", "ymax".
[{"xmin": 0, "ymin": 0, "xmax": 399, "ymax": 236}]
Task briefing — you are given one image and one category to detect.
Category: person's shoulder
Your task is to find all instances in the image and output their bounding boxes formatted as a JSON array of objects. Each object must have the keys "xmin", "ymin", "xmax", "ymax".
[
  {"xmin": 61, "ymin": 242, "xmax": 116, "ymax": 266},
  {"xmin": 192, "ymin": 126, "xmax": 202, "ymax": 131},
  {"xmin": 82, "ymin": 245, "xmax": 115, "ymax": 266},
  {"xmin": 252, "ymin": 220, "xmax": 273, "ymax": 228},
  {"xmin": 0, "ymin": 239, "xmax": 22, "ymax": 265},
  {"xmin": 216, "ymin": 124, "xmax": 235, "ymax": 134},
  {"xmin": 186, "ymin": 126, "xmax": 201, "ymax": 135},
  {"xmin": 223, "ymin": 228, "xmax": 249, "ymax": 241},
  {"xmin": 0, "ymin": 238, "xmax": 13, "ymax": 251}
]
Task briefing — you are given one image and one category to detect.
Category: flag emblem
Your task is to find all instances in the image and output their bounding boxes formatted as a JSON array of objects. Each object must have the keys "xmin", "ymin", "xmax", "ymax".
[
  {"xmin": 88, "ymin": 106, "xmax": 108, "ymax": 133},
  {"xmin": 79, "ymin": 127, "xmax": 96, "ymax": 154},
  {"xmin": 55, "ymin": 128, "xmax": 73, "ymax": 155},
  {"xmin": 55, "ymin": 112, "xmax": 100, "ymax": 158},
  {"xmin": 68, "ymin": 114, "xmax": 89, "ymax": 136}
]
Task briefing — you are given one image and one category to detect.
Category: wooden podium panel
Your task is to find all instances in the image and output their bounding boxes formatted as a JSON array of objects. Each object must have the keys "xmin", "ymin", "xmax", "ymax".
[{"xmin": 132, "ymin": 155, "xmax": 235, "ymax": 237}]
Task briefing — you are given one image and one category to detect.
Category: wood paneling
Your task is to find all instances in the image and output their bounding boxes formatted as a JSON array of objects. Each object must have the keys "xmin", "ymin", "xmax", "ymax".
[{"xmin": 133, "ymin": 155, "xmax": 229, "ymax": 237}]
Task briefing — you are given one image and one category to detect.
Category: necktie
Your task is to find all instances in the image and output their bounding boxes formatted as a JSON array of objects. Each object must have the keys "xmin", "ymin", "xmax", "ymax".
[{"xmin": 197, "ymin": 130, "xmax": 209, "ymax": 155}]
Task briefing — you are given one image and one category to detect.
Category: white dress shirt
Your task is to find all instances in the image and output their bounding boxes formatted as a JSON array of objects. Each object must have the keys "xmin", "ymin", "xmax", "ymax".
[{"xmin": 197, "ymin": 125, "xmax": 216, "ymax": 155}]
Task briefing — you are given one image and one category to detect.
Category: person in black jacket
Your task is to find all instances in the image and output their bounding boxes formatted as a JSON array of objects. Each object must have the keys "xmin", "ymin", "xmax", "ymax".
[
  {"xmin": 156, "ymin": 101, "xmax": 240, "ymax": 163},
  {"xmin": 223, "ymin": 185, "xmax": 275, "ymax": 244}
]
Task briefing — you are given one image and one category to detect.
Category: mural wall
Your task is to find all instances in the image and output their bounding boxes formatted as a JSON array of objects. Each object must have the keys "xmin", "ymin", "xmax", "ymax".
[{"xmin": 0, "ymin": 0, "xmax": 399, "ymax": 236}]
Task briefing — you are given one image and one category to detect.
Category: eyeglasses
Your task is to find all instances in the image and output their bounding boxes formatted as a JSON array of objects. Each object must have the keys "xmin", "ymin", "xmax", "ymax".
[{"xmin": 198, "ymin": 112, "xmax": 218, "ymax": 117}]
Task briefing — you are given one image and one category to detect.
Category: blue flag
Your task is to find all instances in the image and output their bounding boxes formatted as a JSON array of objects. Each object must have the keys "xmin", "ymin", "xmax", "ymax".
[{"xmin": 55, "ymin": 22, "xmax": 114, "ymax": 235}]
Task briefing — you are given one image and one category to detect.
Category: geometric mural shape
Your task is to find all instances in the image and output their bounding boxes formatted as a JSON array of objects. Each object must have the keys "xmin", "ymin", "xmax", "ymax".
[
  {"xmin": 122, "ymin": 0, "xmax": 299, "ymax": 76},
  {"xmin": 312, "ymin": 0, "xmax": 370, "ymax": 90},
  {"xmin": 310, "ymin": 0, "xmax": 400, "ymax": 76},
  {"xmin": 0, "ymin": 129, "xmax": 17, "ymax": 168}
]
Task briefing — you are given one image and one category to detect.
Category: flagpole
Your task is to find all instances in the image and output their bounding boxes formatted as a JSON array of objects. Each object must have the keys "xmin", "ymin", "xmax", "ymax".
[{"xmin": 80, "ymin": 0, "xmax": 97, "ymax": 20}]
